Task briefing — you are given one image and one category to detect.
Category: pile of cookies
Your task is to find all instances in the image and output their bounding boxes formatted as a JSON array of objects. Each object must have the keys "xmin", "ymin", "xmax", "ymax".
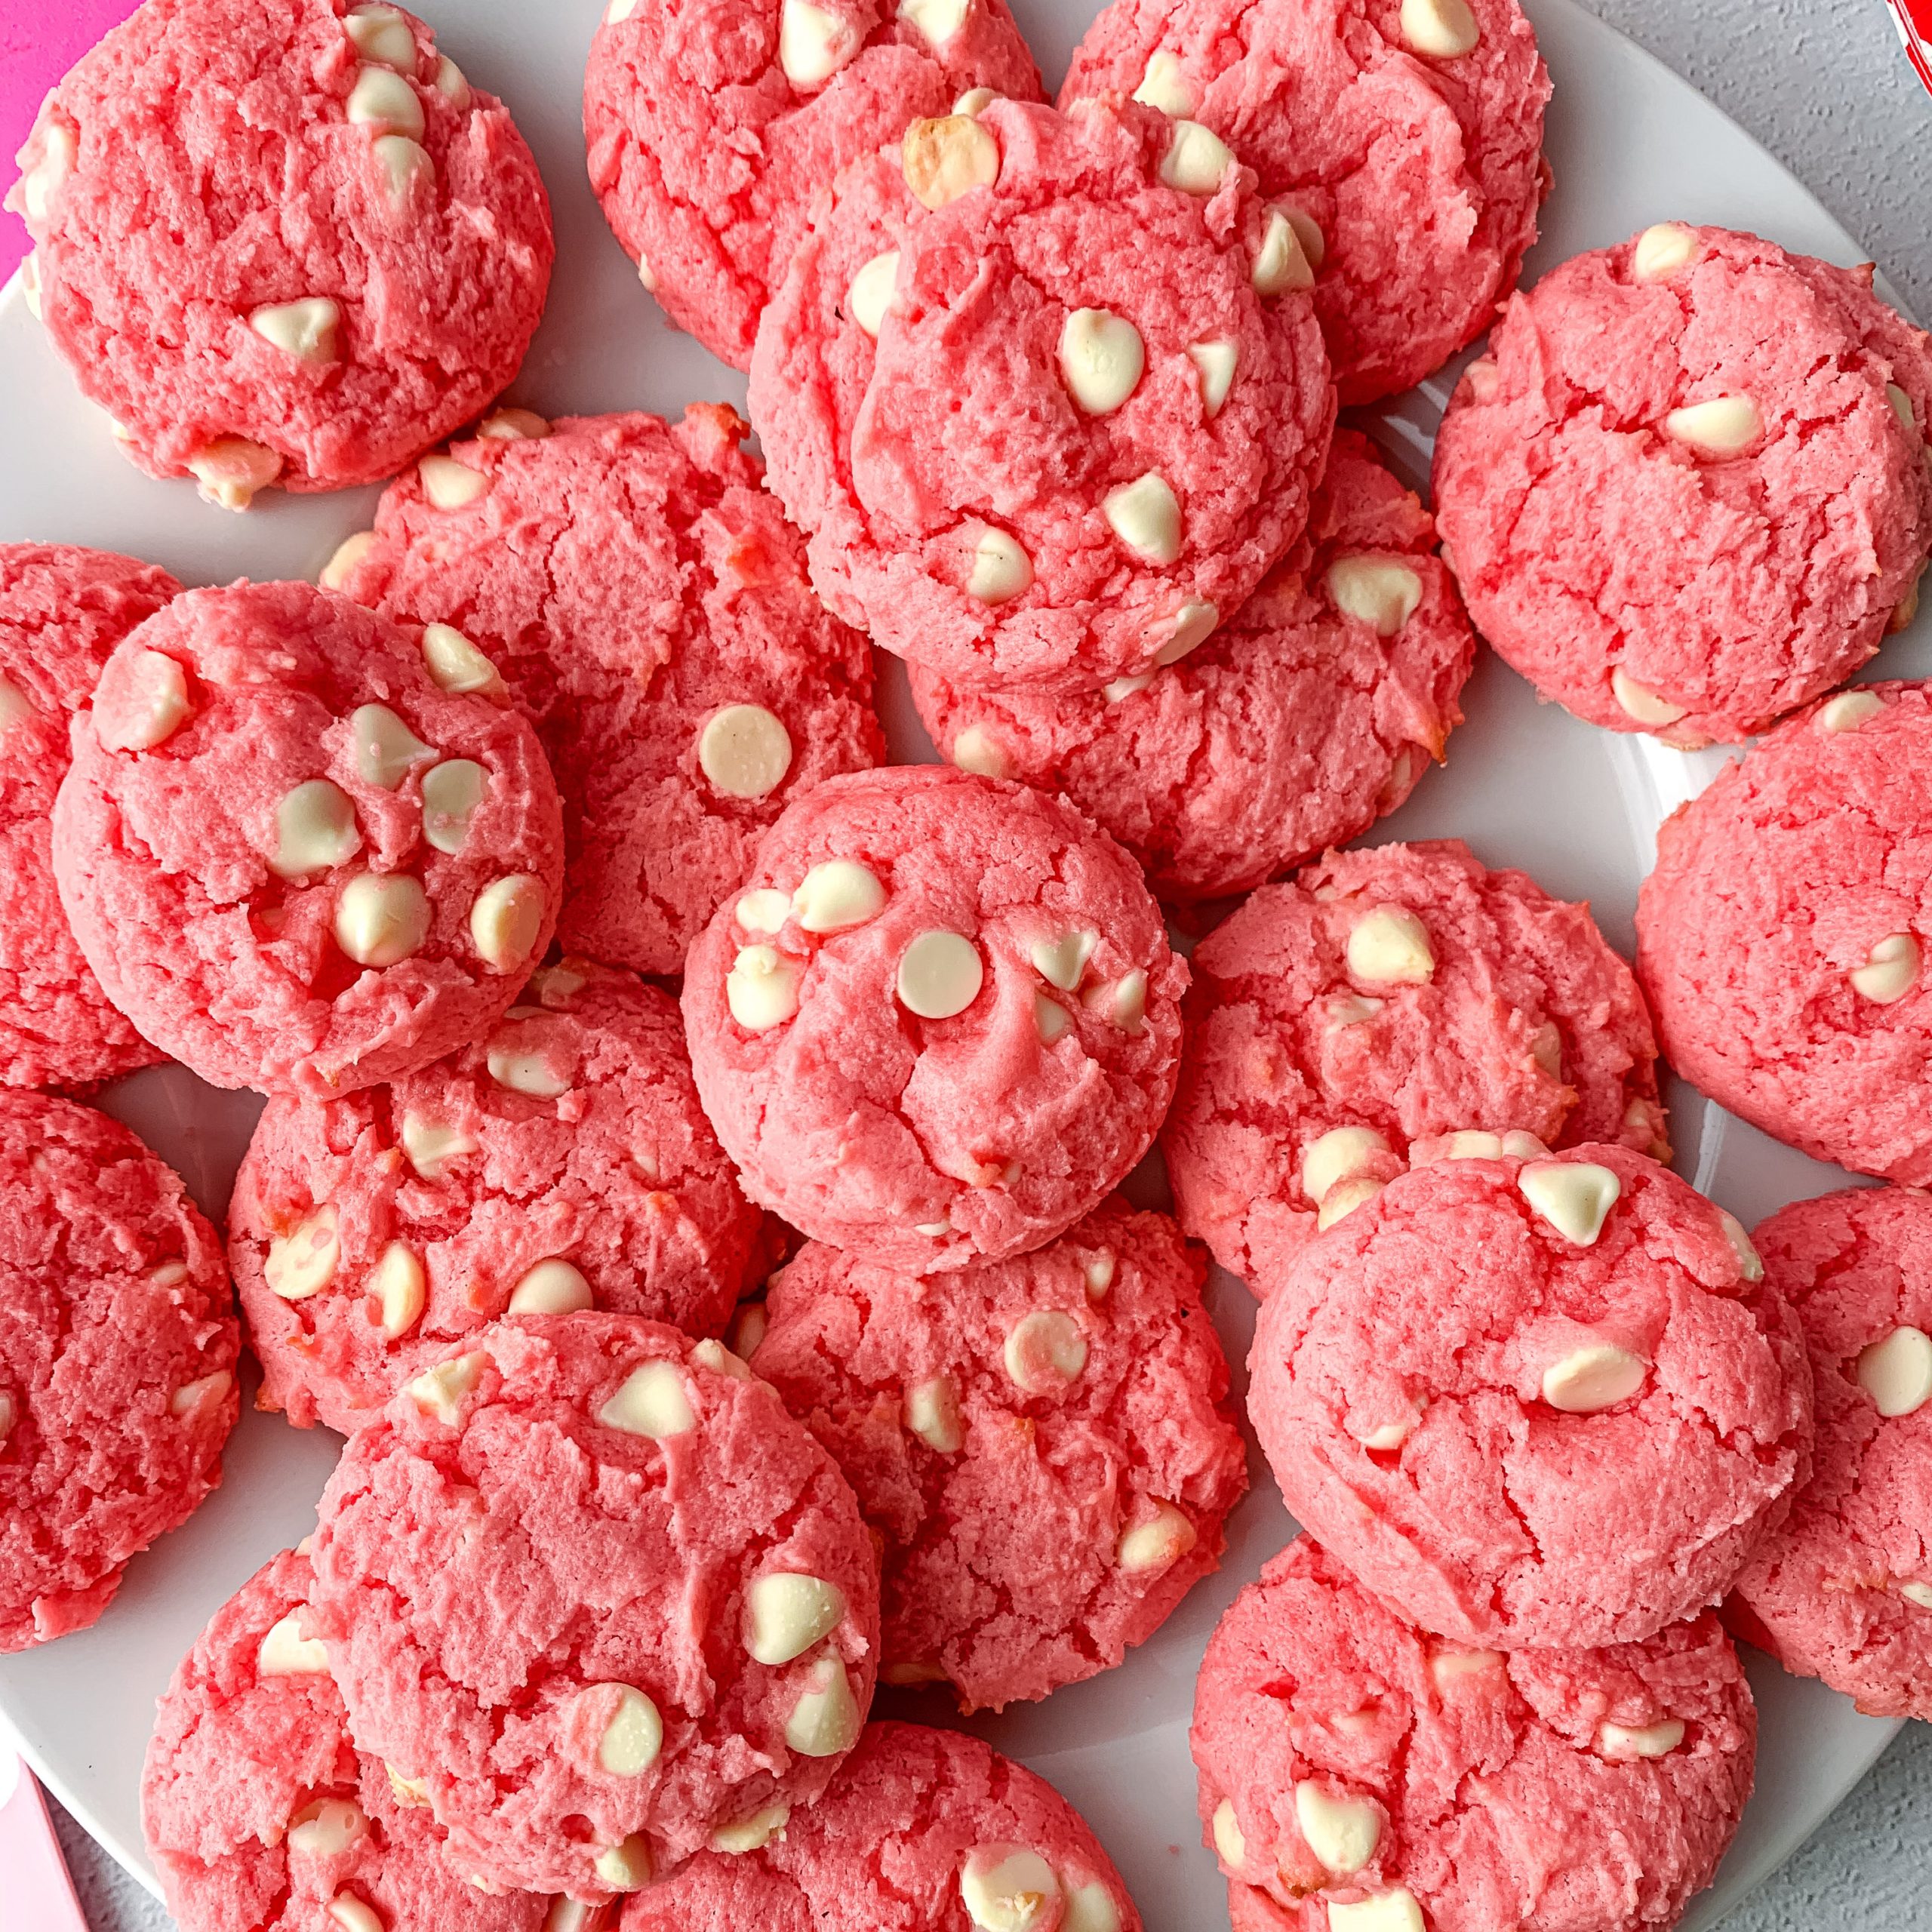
[{"xmin": 2, "ymin": 0, "xmax": 1931, "ymax": 1929}]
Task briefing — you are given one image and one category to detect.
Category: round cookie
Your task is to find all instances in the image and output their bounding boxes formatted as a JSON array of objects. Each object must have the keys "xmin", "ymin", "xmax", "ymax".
[
  {"xmin": 1433, "ymin": 225, "xmax": 1932, "ymax": 744},
  {"xmin": 1193, "ymin": 1537, "xmax": 1755, "ymax": 1932},
  {"xmin": 749, "ymin": 96, "xmax": 1334, "ymax": 692},
  {"xmin": 1061, "ymin": 0, "xmax": 1549, "ymax": 405},
  {"xmin": 231, "ymin": 960, "xmax": 764, "ymax": 1434},
  {"xmin": 748, "ymin": 1200, "xmax": 1247, "ymax": 1709},
  {"xmin": 143, "ymin": 1547, "xmax": 553, "ymax": 1932},
  {"xmin": 0, "ymin": 543, "xmax": 177, "ymax": 1088},
  {"xmin": 619, "ymin": 1721, "xmax": 1141, "ymax": 1932},
  {"xmin": 680, "ymin": 764, "xmax": 1188, "ymax": 1274},
  {"xmin": 1635, "ymin": 680, "xmax": 1932, "ymax": 1183},
  {"xmin": 1163, "ymin": 839, "xmax": 1667, "ymax": 1290},
  {"xmin": 8, "ymin": 0, "xmax": 552, "ymax": 506},
  {"xmin": 307, "ymin": 1312, "xmax": 881, "ymax": 1899},
  {"xmin": 51, "ymin": 580, "xmax": 565, "ymax": 1100},
  {"xmin": 583, "ymin": 0, "xmax": 1042, "ymax": 370},
  {"xmin": 329, "ymin": 405, "xmax": 883, "ymax": 977},
  {"xmin": 912, "ymin": 431, "xmax": 1474, "ymax": 902},
  {"xmin": 1247, "ymin": 1145, "xmax": 1814, "ymax": 1649},
  {"xmin": 0, "ymin": 1091, "xmax": 237, "ymax": 1653},
  {"xmin": 1727, "ymin": 1187, "xmax": 1932, "ymax": 1717}
]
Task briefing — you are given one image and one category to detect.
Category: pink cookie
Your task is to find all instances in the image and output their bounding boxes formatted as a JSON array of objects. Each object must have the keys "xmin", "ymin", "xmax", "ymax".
[
  {"xmin": 912, "ymin": 432, "xmax": 1474, "ymax": 902},
  {"xmin": 8, "ymin": 0, "xmax": 552, "ymax": 506},
  {"xmin": 0, "ymin": 543, "xmax": 177, "ymax": 1089},
  {"xmin": 583, "ymin": 0, "xmax": 1042, "ymax": 369},
  {"xmin": 681, "ymin": 765, "xmax": 1187, "ymax": 1274},
  {"xmin": 307, "ymin": 1312, "xmax": 881, "ymax": 1899},
  {"xmin": 143, "ymin": 1547, "xmax": 552, "ymax": 1932},
  {"xmin": 750, "ymin": 97, "xmax": 1334, "ymax": 692},
  {"xmin": 1061, "ymin": 0, "xmax": 1549, "ymax": 405},
  {"xmin": 331, "ymin": 405, "xmax": 883, "ymax": 977},
  {"xmin": 1433, "ymin": 226, "xmax": 1932, "ymax": 744},
  {"xmin": 1248, "ymin": 1145, "xmax": 1814, "ymax": 1648},
  {"xmin": 231, "ymin": 960, "xmax": 764, "ymax": 1434},
  {"xmin": 1193, "ymin": 1537, "xmax": 1755, "ymax": 1932},
  {"xmin": 619, "ymin": 1721, "xmax": 1141, "ymax": 1932},
  {"xmin": 1635, "ymin": 680, "xmax": 1932, "ymax": 1183},
  {"xmin": 1727, "ymin": 1188, "xmax": 1932, "ymax": 1718},
  {"xmin": 51, "ymin": 580, "xmax": 565, "ymax": 1100},
  {"xmin": 0, "ymin": 1092, "xmax": 236, "ymax": 1653},
  {"xmin": 749, "ymin": 1200, "xmax": 1247, "ymax": 1709},
  {"xmin": 1163, "ymin": 839, "xmax": 1667, "ymax": 1290}
]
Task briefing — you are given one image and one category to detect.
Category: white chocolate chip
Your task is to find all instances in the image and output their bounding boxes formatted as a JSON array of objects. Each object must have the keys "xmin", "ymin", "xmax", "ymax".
[
  {"xmin": 421, "ymin": 623, "xmax": 504, "ymax": 695},
  {"xmin": 902, "ymin": 114, "xmax": 999, "ymax": 210},
  {"xmin": 421, "ymin": 758, "xmax": 487, "ymax": 855},
  {"xmin": 1294, "ymin": 1781, "xmax": 1381, "ymax": 1876},
  {"xmin": 1611, "ymin": 667, "xmax": 1687, "ymax": 727},
  {"xmin": 1663, "ymin": 394, "xmax": 1762, "ymax": 457},
  {"xmin": 1717, "ymin": 1209, "xmax": 1763, "ymax": 1282},
  {"xmin": 373, "ymin": 133, "xmax": 432, "ymax": 205},
  {"xmin": 1102, "ymin": 673, "xmax": 1154, "ymax": 703},
  {"xmin": 748, "ymin": 1574, "xmax": 848, "ymax": 1665},
  {"xmin": 251, "ymin": 297, "xmax": 340, "ymax": 363},
  {"xmin": 711, "ymin": 1804, "xmax": 791, "ymax": 1853},
  {"xmin": 1357, "ymin": 1404, "xmax": 1420, "ymax": 1451},
  {"xmin": 1059, "ymin": 308, "xmax": 1145, "ymax": 415},
  {"xmin": 434, "ymin": 55, "xmax": 469, "ymax": 107},
  {"xmin": 968, "ymin": 526, "xmax": 1034, "ymax": 605},
  {"xmin": 169, "ymin": 1371, "xmax": 232, "ymax": 1417},
  {"xmin": 950, "ymin": 724, "xmax": 1011, "ymax": 780},
  {"xmin": 98, "ymin": 650, "xmax": 191, "ymax": 753},
  {"xmin": 1160, "ymin": 120, "xmax": 1233, "ymax": 195},
  {"xmin": 372, "ymin": 1241, "xmax": 426, "ymax": 1339},
  {"xmin": 408, "ymin": 1350, "xmax": 486, "ymax": 1424},
  {"xmin": 1327, "ymin": 557, "xmax": 1423, "ymax": 636},
  {"xmin": 1004, "ymin": 1310, "xmax": 1088, "ymax": 1392},
  {"xmin": 328, "ymin": 1891, "xmax": 385, "ymax": 1932},
  {"xmin": 1420, "ymin": 1129, "xmax": 1548, "ymax": 1164},
  {"xmin": 698, "ymin": 703, "xmax": 793, "ymax": 798},
  {"xmin": 1103, "ymin": 472, "xmax": 1182, "ymax": 565},
  {"xmin": 346, "ymin": 5, "xmax": 416, "ymax": 68},
  {"xmin": 1034, "ymin": 993, "xmax": 1073, "ymax": 1043},
  {"xmin": 319, "ymin": 531, "xmax": 377, "ymax": 592},
  {"xmin": 1116, "ymin": 1500, "xmax": 1196, "ymax": 1573},
  {"xmin": 1030, "ymin": 929, "xmax": 1096, "ymax": 992},
  {"xmin": 269, "ymin": 779, "xmax": 360, "ymax": 878},
  {"xmin": 1890, "ymin": 382, "xmax": 1918, "ymax": 433},
  {"xmin": 1632, "ymin": 223, "xmax": 1698, "ymax": 281},
  {"xmin": 724, "ymin": 891, "xmax": 788, "ymax": 943},
  {"xmin": 1598, "ymin": 1718, "xmax": 1685, "ymax": 1760},
  {"xmin": 476, "ymin": 408, "xmax": 551, "ymax": 441},
  {"xmin": 728, "ymin": 944, "xmax": 803, "ymax": 1029},
  {"xmin": 1327, "ymin": 992, "xmax": 1385, "ymax": 1031},
  {"xmin": 469, "ymin": 875, "xmax": 545, "ymax": 972},
  {"xmin": 1302, "ymin": 1125, "xmax": 1392, "ymax": 1206},
  {"xmin": 593, "ymin": 1836, "xmax": 654, "ymax": 1891},
  {"xmin": 1542, "ymin": 1342, "xmax": 1647, "ymax": 1413},
  {"xmin": 418, "ymin": 454, "xmax": 489, "ymax": 509},
  {"xmin": 266, "ymin": 1208, "xmax": 340, "ymax": 1300},
  {"xmin": 1902, "ymin": 1583, "xmax": 1932, "ymax": 1610},
  {"xmin": 1400, "ymin": 0, "xmax": 1479, "ymax": 56},
  {"xmin": 347, "ymin": 63, "xmax": 424, "ymax": 138},
  {"xmin": 1133, "ymin": 51, "xmax": 1195, "ymax": 116},
  {"xmin": 19, "ymin": 120, "xmax": 76, "ymax": 225},
  {"xmin": 906, "ymin": 1374, "xmax": 964, "ymax": 1453},
  {"xmin": 960, "ymin": 1847, "xmax": 1061, "ymax": 1932},
  {"xmin": 1189, "ymin": 340, "xmax": 1238, "ymax": 417},
  {"xmin": 1327, "ymin": 1890, "xmax": 1426, "ymax": 1932},
  {"xmin": 1082, "ymin": 1250, "xmax": 1115, "ymax": 1299},
  {"xmin": 350, "ymin": 703, "xmax": 432, "ymax": 788},
  {"xmin": 486, "ymin": 1038, "xmax": 568, "ymax": 1097},
  {"xmin": 401, "ymin": 1111, "xmax": 474, "ymax": 1179},
  {"xmin": 1850, "ymin": 933, "xmax": 1921, "ymax": 1004},
  {"xmin": 1857, "ymin": 1325, "xmax": 1932, "ymax": 1417},
  {"xmin": 599, "ymin": 1359, "xmax": 695, "ymax": 1438},
  {"xmin": 794, "ymin": 859, "xmax": 886, "ymax": 932},
  {"xmin": 258, "ymin": 1611, "xmax": 329, "ymax": 1675},
  {"xmin": 1251, "ymin": 209, "xmax": 1315, "ymax": 295},
  {"xmin": 1429, "ymin": 1646, "xmax": 1505, "ymax": 1687},
  {"xmin": 334, "ymin": 872, "xmax": 429, "ymax": 968},
  {"xmin": 1317, "ymin": 1176, "xmax": 1384, "ymax": 1230},
  {"xmin": 954, "ymin": 85, "xmax": 998, "ymax": 115},
  {"xmin": 1211, "ymin": 1798, "xmax": 1246, "ymax": 1869},
  {"xmin": 289, "ymin": 1798, "xmax": 368, "ymax": 1859},
  {"xmin": 509, "ymin": 1258, "xmax": 593, "ymax": 1315},
  {"xmin": 1346, "ymin": 906, "xmax": 1434, "ymax": 984},
  {"xmin": 1518, "ymin": 1161, "xmax": 1620, "ymax": 1245},
  {"xmin": 1284, "ymin": 205, "xmax": 1326, "ymax": 270},
  {"xmin": 900, "ymin": 0, "xmax": 968, "ymax": 47},
  {"xmin": 847, "ymin": 250, "xmax": 900, "ymax": 337},
  {"xmin": 1084, "ymin": 968, "xmax": 1146, "ymax": 1034},
  {"xmin": 897, "ymin": 930, "xmax": 983, "ymax": 1019},
  {"xmin": 780, "ymin": 0, "xmax": 859, "ymax": 85},
  {"xmin": 588, "ymin": 1684, "xmax": 663, "ymax": 1775},
  {"xmin": 785, "ymin": 1657, "xmax": 860, "ymax": 1756},
  {"xmin": 187, "ymin": 438, "xmax": 284, "ymax": 511},
  {"xmin": 1155, "ymin": 598, "xmax": 1217, "ymax": 665}
]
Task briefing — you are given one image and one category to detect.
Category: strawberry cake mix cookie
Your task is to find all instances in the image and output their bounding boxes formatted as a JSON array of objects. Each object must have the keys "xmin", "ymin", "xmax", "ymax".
[
  {"xmin": 750, "ymin": 96, "xmax": 1334, "ymax": 692},
  {"xmin": 0, "ymin": 1092, "xmax": 237, "ymax": 1653},
  {"xmin": 8, "ymin": 0, "xmax": 552, "ymax": 506},
  {"xmin": 1636, "ymin": 681, "xmax": 1932, "ymax": 1183},
  {"xmin": 1061, "ymin": 0, "xmax": 1550, "ymax": 405},
  {"xmin": 620, "ymin": 1721, "xmax": 1141, "ymax": 1932},
  {"xmin": 51, "ymin": 580, "xmax": 565, "ymax": 1100},
  {"xmin": 1434, "ymin": 225, "xmax": 1932, "ymax": 744},
  {"xmin": 1248, "ymin": 1146, "xmax": 1814, "ymax": 1649},
  {"xmin": 1194, "ymin": 1538, "xmax": 1755, "ymax": 1932},
  {"xmin": 749, "ymin": 1200, "xmax": 1247, "ymax": 1709},
  {"xmin": 143, "ymin": 1547, "xmax": 553, "ymax": 1932},
  {"xmin": 0, "ymin": 543, "xmax": 177, "ymax": 1089},
  {"xmin": 1727, "ymin": 1188, "xmax": 1932, "ymax": 1718},
  {"xmin": 681, "ymin": 765, "xmax": 1187, "ymax": 1274},
  {"xmin": 329, "ymin": 405, "xmax": 882, "ymax": 977},
  {"xmin": 231, "ymin": 961, "xmax": 763, "ymax": 1434},
  {"xmin": 583, "ymin": 0, "xmax": 1042, "ymax": 368},
  {"xmin": 912, "ymin": 432, "xmax": 1473, "ymax": 901},
  {"xmin": 307, "ymin": 1312, "xmax": 881, "ymax": 1899},
  {"xmin": 1162, "ymin": 840, "xmax": 1667, "ymax": 1289}
]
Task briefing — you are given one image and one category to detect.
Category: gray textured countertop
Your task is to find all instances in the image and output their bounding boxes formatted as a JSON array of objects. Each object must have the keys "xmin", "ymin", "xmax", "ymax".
[{"xmin": 41, "ymin": 0, "xmax": 1932, "ymax": 1926}]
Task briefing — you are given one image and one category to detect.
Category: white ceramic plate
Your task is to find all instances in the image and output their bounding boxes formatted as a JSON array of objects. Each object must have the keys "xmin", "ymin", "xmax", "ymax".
[{"xmin": 0, "ymin": 0, "xmax": 1920, "ymax": 1923}]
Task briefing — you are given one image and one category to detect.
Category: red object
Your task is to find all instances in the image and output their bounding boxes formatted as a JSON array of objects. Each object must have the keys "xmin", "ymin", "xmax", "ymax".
[{"xmin": 1887, "ymin": 0, "xmax": 1932, "ymax": 97}]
